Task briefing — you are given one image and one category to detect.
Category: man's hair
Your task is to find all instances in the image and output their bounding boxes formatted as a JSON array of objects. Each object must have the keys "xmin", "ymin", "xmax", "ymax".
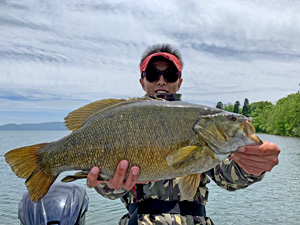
[{"xmin": 140, "ymin": 44, "xmax": 184, "ymax": 68}]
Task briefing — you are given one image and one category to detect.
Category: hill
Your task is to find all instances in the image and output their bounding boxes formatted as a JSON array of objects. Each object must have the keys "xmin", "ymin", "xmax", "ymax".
[{"xmin": 0, "ymin": 122, "xmax": 67, "ymax": 130}]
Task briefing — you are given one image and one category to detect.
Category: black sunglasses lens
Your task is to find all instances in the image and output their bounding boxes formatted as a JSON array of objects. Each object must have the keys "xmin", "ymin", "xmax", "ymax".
[
  {"xmin": 163, "ymin": 69, "xmax": 180, "ymax": 83},
  {"xmin": 145, "ymin": 67, "xmax": 161, "ymax": 82},
  {"xmin": 144, "ymin": 66, "xmax": 180, "ymax": 83}
]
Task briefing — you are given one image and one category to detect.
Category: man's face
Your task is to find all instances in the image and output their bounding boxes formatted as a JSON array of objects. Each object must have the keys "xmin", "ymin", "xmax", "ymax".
[{"xmin": 139, "ymin": 59, "xmax": 183, "ymax": 96}]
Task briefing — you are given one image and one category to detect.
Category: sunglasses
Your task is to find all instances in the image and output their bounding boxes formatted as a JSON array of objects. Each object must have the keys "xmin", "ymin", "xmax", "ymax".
[{"xmin": 143, "ymin": 66, "xmax": 181, "ymax": 83}]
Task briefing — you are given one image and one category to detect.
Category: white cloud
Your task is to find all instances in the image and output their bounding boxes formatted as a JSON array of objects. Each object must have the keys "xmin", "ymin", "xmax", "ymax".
[{"xmin": 0, "ymin": 0, "xmax": 299, "ymax": 124}]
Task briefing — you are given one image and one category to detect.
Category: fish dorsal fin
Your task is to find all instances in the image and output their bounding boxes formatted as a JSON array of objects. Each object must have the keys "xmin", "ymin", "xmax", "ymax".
[
  {"xmin": 64, "ymin": 98, "xmax": 127, "ymax": 131},
  {"xmin": 178, "ymin": 174, "xmax": 201, "ymax": 200}
]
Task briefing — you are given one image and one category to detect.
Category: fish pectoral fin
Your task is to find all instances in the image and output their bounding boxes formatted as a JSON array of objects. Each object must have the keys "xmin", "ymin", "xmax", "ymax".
[
  {"xmin": 166, "ymin": 146, "xmax": 203, "ymax": 168},
  {"xmin": 179, "ymin": 174, "xmax": 201, "ymax": 200},
  {"xmin": 61, "ymin": 171, "xmax": 89, "ymax": 182},
  {"xmin": 64, "ymin": 98, "xmax": 127, "ymax": 131}
]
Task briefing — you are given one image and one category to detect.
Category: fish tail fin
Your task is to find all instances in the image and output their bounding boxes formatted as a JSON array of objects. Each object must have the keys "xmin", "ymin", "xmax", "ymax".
[
  {"xmin": 5, "ymin": 143, "xmax": 57, "ymax": 202},
  {"xmin": 26, "ymin": 165, "xmax": 58, "ymax": 202},
  {"xmin": 5, "ymin": 143, "xmax": 47, "ymax": 179}
]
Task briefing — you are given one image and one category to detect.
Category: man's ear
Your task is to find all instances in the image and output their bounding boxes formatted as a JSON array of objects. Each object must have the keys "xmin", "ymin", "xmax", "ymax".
[
  {"xmin": 140, "ymin": 78, "xmax": 146, "ymax": 91},
  {"xmin": 177, "ymin": 78, "xmax": 183, "ymax": 91}
]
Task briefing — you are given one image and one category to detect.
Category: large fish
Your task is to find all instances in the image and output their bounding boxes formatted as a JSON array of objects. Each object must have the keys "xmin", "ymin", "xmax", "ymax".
[{"xmin": 5, "ymin": 98, "xmax": 262, "ymax": 202}]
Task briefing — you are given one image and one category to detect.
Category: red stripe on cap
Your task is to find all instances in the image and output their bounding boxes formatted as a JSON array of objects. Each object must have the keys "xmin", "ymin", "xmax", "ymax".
[{"xmin": 140, "ymin": 52, "xmax": 182, "ymax": 77}]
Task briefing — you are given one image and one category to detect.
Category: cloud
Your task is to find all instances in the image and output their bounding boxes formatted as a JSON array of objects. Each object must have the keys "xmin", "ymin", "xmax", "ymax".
[{"xmin": 0, "ymin": 0, "xmax": 299, "ymax": 125}]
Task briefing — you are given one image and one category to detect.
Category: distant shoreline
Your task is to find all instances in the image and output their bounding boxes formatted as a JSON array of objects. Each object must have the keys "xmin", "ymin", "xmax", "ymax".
[{"xmin": 0, "ymin": 122, "xmax": 67, "ymax": 131}]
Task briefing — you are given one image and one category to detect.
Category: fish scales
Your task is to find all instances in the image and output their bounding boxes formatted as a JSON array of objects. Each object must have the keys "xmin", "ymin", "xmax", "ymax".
[
  {"xmin": 101, "ymin": 101, "xmax": 216, "ymax": 179},
  {"xmin": 47, "ymin": 101, "xmax": 215, "ymax": 179},
  {"xmin": 30, "ymin": 101, "xmax": 213, "ymax": 178},
  {"xmin": 5, "ymin": 98, "xmax": 262, "ymax": 201}
]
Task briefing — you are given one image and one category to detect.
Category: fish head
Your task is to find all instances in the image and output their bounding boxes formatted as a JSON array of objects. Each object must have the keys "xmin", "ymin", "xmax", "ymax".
[{"xmin": 193, "ymin": 112, "xmax": 262, "ymax": 157}]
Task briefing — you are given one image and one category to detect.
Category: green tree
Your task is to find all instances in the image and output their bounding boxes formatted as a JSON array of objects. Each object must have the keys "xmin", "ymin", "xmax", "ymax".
[
  {"xmin": 233, "ymin": 101, "xmax": 240, "ymax": 113},
  {"xmin": 223, "ymin": 92, "xmax": 300, "ymax": 137},
  {"xmin": 249, "ymin": 101, "xmax": 274, "ymax": 133},
  {"xmin": 270, "ymin": 93, "xmax": 300, "ymax": 136},
  {"xmin": 242, "ymin": 98, "xmax": 250, "ymax": 116},
  {"xmin": 249, "ymin": 93, "xmax": 300, "ymax": 137},
  {"xmin": 216, "ymin": 101, "xmax": 223, "ymax": 109},
  {"xmin": 224, "ymin": 104, "xmax": 234, "ymax": 112}
]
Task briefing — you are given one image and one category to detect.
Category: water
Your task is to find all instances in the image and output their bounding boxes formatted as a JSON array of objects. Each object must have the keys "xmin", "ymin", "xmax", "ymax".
[
  {"xmin": 2, "ymin": 1, "xmax": 300, "ymax": 224},
  {"xmin": 0, "ymin": 131, "xmax": 299, "ymax": 224},
  {"xmin": 206, "ymin": 134, "xmax": 300, "ymax": 224},
  {"xmin": 0, "ymin": 131, "xmax": 127, "ymax": 224}
]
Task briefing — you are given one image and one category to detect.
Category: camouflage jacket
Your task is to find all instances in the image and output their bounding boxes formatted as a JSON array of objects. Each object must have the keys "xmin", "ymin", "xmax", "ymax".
[
  {"xmin": 94, "ymin": 94, "xmax": 264, "ymax": 225},
  {"xmin": 95, "ymin": 157, "xmax": 264, "ymax": 225}
]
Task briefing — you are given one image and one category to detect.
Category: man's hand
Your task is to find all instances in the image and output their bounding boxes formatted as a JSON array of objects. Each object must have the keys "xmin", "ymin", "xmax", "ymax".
[
  {"xmin": 86, "ymin": 160, "xmax": 149, "ymax": 190},
  {"xmin": 231, "ymin": 141, "xmax": 280, "ymax": 176}
]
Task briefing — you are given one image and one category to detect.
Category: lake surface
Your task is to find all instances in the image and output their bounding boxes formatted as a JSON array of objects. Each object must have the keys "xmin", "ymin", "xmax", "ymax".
[{"xmin": 0, "ymin": 131, "xmax": 299, "ymax": 224}]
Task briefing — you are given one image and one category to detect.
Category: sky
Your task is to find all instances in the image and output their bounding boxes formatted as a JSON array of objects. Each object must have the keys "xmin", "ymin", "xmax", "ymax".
[{"xmin": 0, "ymin": 0, "xmax": 300, "ymax": 126}]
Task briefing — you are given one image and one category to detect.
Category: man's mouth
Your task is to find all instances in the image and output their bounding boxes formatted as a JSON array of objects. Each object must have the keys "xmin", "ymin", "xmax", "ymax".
[{"xmin": 155, "ymin": 90, "xmax": 169, "ymax": 94}]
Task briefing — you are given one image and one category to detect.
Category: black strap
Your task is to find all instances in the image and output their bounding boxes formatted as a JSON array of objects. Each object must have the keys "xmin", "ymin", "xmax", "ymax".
[
  {"xmin": 128, "ymin": 199, "xmax": 206, "ymax": 225},
  {"xmin": 148, "ymin": 93, "xmax": 182, "ymax": 101}
]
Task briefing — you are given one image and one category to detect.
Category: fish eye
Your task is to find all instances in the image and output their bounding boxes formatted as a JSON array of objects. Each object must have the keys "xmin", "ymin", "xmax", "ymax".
[{"xmin": 229, "ymin": 115, "xmax": 237, "ymax": 121}]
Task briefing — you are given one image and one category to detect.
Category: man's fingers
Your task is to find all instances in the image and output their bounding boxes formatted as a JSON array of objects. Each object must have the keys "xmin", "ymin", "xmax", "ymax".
[
  {"xmin": 238, "ymin": 141, "xmax": 280, "ymax": 156},
  {"xmin": 233, "ymin": 152, "xmax": 270, "ymax": 163},
  {"xmin": 106, "ymin": 160, "xmax": 129, "ymax": 189},
  {"xmin": 87, "ymin": 161, "xmax": 142, "ymax": 190},
  {"xmin": 232, "ymin": 153, "xmax": 268, "ymax": 171},
  {"xmin": 122, "ymin": 166, "xmax": 140, "ymax": 190},
  {"xmin": 234, "ymin": 152, "xmax": 279, "ymax": 167},
  {"xmin": 87, "ymin": 166, "xmax": 101, "ymax": 188},
  {"xmin": 232, "ymin": 150, "xmax": 279, "ymax": 175}
]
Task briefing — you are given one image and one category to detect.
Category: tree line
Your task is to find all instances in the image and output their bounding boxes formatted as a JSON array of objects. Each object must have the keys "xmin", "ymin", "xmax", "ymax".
[{"xmin": 216, "ymin": 92, "xmax": 300, "ymax": 137}]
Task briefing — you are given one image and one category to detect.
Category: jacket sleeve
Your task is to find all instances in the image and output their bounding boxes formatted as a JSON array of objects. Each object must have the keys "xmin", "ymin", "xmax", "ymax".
[
  {"xmin": 206, "ymin": 156, "xmax": 265, "ymax": 191},
  {"xmin": 94, "ymin": 183, "xmax": 129, "ymax": 200}
]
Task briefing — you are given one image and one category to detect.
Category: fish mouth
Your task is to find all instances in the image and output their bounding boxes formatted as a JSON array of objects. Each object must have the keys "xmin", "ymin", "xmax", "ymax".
[
  {"xmin": 248, "ymin": 134, "xmax": 263, "ymax": 144},
  {"xmin": 240, "ymin": 120, "xmax": 263, "ymax": 144}
]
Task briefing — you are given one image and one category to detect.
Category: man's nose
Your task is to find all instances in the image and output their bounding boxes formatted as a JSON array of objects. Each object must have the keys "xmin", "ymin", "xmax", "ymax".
[{"xmin": 157, "ymin": 74, "xmax": 166, "ymax": 85}]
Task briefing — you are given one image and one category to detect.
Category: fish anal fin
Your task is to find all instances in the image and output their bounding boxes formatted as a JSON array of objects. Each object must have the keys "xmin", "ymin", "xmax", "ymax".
[
  {"xmin": 166, "ymin": 146, "xmax": 203, "ymax": 168},
  {"xmin": 62, "ymin": 171, "xmax": 108, "ymax": 182},
  {"xmin": 62, "ymin": 171, "xmax": 89, "ymax": 182},
  {"xmin": 179, "ymin": 174, "xmax": 201, "ymax": 200},
  {"xmin": 64, "ymin": 98, "xmax": 127, "ymax": 131}
]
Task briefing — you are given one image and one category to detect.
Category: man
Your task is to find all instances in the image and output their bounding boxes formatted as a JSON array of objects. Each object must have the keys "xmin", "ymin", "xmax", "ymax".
[{"xmin": 87, "ymin": 44, "xmax": 280, "ymax": 224}]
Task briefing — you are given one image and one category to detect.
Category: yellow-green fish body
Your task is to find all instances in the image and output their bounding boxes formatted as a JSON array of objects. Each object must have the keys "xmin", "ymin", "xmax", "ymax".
[
  {"xmin": 5, "ymin": 98, "xmax": 262, "ymax": 201},
  {"xmin": 38, "ymin": 99, "xmax": 220, "ymax": 180}
]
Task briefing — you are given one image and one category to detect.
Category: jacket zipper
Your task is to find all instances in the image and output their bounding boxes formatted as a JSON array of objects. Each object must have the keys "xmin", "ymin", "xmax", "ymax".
[{"xmin": 168, "ymin": 179, "xmax": 176, "ymax": 225}]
